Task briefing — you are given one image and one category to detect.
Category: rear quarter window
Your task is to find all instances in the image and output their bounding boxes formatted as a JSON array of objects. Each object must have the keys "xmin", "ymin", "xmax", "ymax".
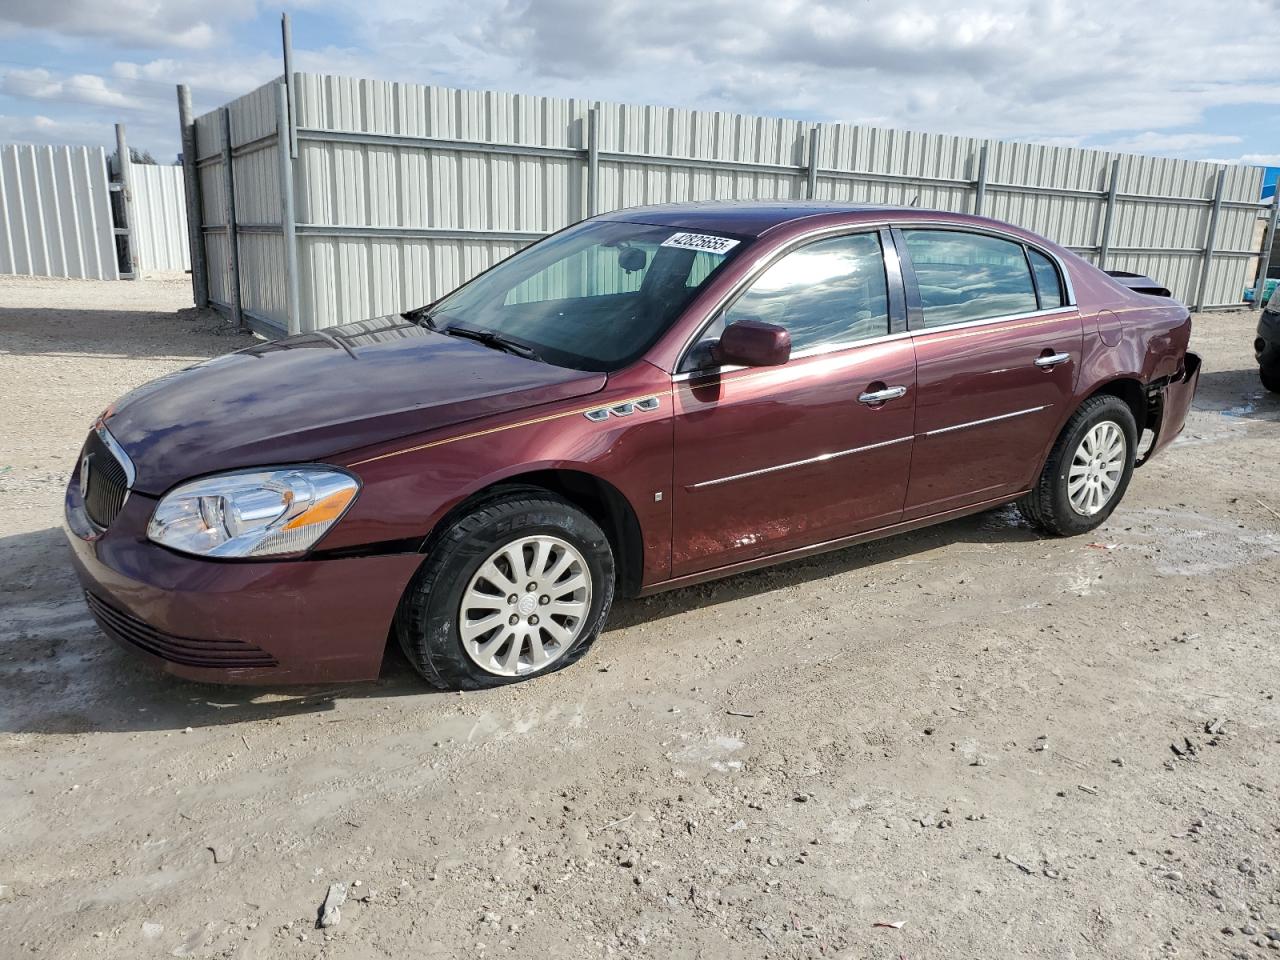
[{"xmin": 1028, "ymin": 248, "xmax": 1066, "ymax": 308}]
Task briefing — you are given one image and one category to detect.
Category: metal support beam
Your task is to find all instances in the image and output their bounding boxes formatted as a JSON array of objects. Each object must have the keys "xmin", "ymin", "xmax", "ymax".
[
  {"xmin": 586, "ymin": 106, "xmax": 600, "ymax": 218},
  {"xmin": 113, "ymin": 123, "xmax": 139, "ymax": 280},
  {"xmin": 1194, "ymin": 165, "xmax": 1227, "ymax": 311},
  {"xmin": 1252, "ymin": 190, "xmax": 1280, "ymax": 309},
  {"xmin": 1097, "ymin": 156, "xmax": 1121, "ymax": 269},
  {"xmin": 220, "ymin": 107, "xmax": 245, "ymax": 330},
  {"xmin": 276, "ymin": 82, "xmax": 301, "ymax": 335},
  {"xmin": 805, "ymin": 127, "xmax": 821, "ymax": 199},
  {"xmin": 972, "ymin": 142, "xmax": 989, "ymax": 216},
  {"xmin": 281, "ymin": 13, "xmax": 298, "ymax": 160},
  {"xmin": 176, "ymin": 85, "xmax": 209, "ymax": 307}
]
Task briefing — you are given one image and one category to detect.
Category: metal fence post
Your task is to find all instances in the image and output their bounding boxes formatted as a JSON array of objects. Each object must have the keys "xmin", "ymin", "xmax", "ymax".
[
  {"xmin": 176, "ymin": 85, "xmax": 209, "ymax": 307},
  {"xmin": 113, "ymin": 123, "xmax": 140, "ymax": 279},
  {"xmin": 1194, "ymin": 165, "xmax": 1227, "ymax": 311},
  {"xmin": 220, "ymin": 107, "xmax": 245, "ymax": 330},
  {"xmin": 1097, "ymin": 156, "xmax": 1121, "ymax": 269},
  {"xmin": 1252, "ymin": 190, "xmax": 1279, "ymax": 308},
  {"xmin": 972, "ymin": 142, "xmax": 989, "ymax": 216},
  {"xmin": 281, "ymin": 12, "xmax": 298, "ymax": 160},
  {"xmin": 806, "ymin": 126, "xmax": 821, "ymax": 199},
  {"xmin": 276, "ymin": 82, "xmax": 301, "ymax": 335},
  {"xmin": 586, "ymin": 106, "xmax": 600, "ymax": 218}
]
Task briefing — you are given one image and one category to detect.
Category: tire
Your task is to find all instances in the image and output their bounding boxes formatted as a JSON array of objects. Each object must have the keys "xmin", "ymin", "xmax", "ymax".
[
  {"xmin": 396, "ymin": 489, "xmax": 615, "ymax": 690},
  {"xmin": 1261, "ymin": 363, "xmax": 1280, "ymax": 394},
  {"xmin": 1017, "ymin": 395, "xmax": 1138, "ymax": 537}
]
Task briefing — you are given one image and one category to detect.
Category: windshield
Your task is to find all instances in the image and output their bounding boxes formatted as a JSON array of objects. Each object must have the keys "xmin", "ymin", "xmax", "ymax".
[{"xmin": 422, "ymin": 220, "xmax": 748, "ymax": 372}]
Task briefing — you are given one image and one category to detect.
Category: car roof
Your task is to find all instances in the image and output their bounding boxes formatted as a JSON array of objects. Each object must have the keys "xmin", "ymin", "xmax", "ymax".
[{"xmin": 600, "ymin": 200, "xmax": 984, "ymax": 238}]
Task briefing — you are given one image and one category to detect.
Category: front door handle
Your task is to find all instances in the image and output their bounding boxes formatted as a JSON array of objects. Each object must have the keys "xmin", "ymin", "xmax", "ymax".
[
  {"xmin": 858, "ymin": 385, "xmax": 908, "ymax": 405},
  {"xmin": 1035, "ymin": 351, "xmax": 1071, "ymax": 368}
]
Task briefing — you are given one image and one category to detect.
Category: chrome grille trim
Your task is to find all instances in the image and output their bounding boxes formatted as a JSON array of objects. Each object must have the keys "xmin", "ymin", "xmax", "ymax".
[{"xmin": 80, "ymin": 423, "xmax": 136, "ymax": 530}]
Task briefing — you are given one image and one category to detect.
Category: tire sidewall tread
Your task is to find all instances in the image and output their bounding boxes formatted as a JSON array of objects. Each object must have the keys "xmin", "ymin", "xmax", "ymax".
[
  {"xmin": 396, "ymin": 493, "xmax": 615, "ymax": 690},
  {"xmin": 1017, "ymin": 395, "xmax": 1138, "ymax": 537}
]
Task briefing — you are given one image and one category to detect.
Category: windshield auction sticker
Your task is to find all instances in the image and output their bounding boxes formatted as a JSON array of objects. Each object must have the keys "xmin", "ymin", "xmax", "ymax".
[{"xmin": 660, "ymin": 232, "xmax": 740, "ymax": 255}]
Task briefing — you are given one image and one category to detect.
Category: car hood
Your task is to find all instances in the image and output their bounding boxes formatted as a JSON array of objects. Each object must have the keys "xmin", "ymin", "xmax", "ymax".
[{"xmin": 103, "ymin": 314, "xmax": 607, "ymax": 494}]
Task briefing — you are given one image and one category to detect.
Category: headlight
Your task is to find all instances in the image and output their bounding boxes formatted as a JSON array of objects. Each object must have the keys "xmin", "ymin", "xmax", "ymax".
[{"xmin": 147, "ymin": 467, "xmax": 359, "ymax": 559}]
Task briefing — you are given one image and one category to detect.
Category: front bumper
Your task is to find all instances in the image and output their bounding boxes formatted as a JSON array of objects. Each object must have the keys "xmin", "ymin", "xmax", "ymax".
[{"xmin": 65, "ymin": 482, "xmax": 423, "ymax": 685}]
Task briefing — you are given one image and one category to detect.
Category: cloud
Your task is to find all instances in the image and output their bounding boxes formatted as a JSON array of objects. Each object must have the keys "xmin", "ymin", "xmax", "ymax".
[
  {"xmin": 7, "ymin": 0, "xmax": 1280, "ymax": 166},
  {"xmin": 111, "ymin": 54, "xmax": 283, "ymax": 100},
  {"xmin": 0, "ymin": 112, "xmax": 116, "ymax": 145},
  {"xmin": 1, "ymin": 68, "xmax": 151, "ymax": 110},
  {"xmin": 1205, "ymin": 153, "xmax": 1280, "ymax": 167},
  {"xmin": 456, "ymin": 0, "xmax": 1280, "ymax": 145},
  {"xmin": 1094, "ymin": 132, "xmax": 1245, "ymax": 155},
  {"xmin": 0, "ymin": 0, "xmax": 257, "ymax": 50}
]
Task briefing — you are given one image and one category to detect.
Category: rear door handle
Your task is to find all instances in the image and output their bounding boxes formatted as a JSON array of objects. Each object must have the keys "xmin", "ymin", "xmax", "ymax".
[
  {"xmin": 858, "ymin": 385, "xmax": 908, "ymax": 405},
  {"xmin": 1035, "ymin": 352, "xmax": 1071, "ymax": 368}
]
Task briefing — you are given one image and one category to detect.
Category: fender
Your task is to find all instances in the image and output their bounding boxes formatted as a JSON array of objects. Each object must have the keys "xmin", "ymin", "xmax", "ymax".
[{"xmin": 326, "ymin": 365, "xmax": 676, "ymax": 583}]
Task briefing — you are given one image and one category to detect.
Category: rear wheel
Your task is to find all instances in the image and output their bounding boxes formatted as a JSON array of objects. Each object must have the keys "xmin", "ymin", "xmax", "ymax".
[
  {"xmin": 1017, "ymin": 395, "xmax": 1138, "ymax": 537},
  {"xmin": 396, "ymin": 491, "xmax": 615, "ymax": 690},
  {"xmin": 1261, "ymin": 363, "xmax": 1280, "ymax": 394}
]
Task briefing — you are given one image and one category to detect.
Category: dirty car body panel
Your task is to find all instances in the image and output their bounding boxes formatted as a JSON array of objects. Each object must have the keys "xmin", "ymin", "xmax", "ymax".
[{"xmin": 65, "ymin": 202, "xmax": 1200, "ymax": 685}]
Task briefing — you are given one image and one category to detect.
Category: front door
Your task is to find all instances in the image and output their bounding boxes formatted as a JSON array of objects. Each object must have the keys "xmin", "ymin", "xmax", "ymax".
[
  {"xmin": 895, "ymin": 227, "xmax": 1084, "ymax": 518},
  {"xmin": 671, "ymin": 230, "xmax": 917, "ymax": 577}
]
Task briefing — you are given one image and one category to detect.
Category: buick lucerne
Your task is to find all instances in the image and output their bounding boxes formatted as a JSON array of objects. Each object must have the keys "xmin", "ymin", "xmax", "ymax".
[{"xmin": 65, "ymin": 203, "xmax": 1201, "ymax": 689}]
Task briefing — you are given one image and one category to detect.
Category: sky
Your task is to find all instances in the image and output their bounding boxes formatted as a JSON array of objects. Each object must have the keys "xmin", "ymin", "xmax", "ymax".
[{"xmin": 2, "ymin": 0, "xmax": 1280, "ymax": 179}]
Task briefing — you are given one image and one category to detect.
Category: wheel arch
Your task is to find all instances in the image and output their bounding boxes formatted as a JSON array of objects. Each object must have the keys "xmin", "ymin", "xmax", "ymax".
[
  {"xmin": 1030, "ymin": 375, "xmax": 1148, "ymax": 485},
  {"xmin": 1084, "ymin": 376, "xmax": 1148, "ymax": 434},
  {"xmin": 419, "ymin": 467, "xmax": 647, "ymax": 598}
]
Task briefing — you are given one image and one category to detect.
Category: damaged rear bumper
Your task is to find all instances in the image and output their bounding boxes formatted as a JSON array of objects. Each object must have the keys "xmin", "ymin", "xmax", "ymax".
[{"xmin": 1137, "ymin": 351, "xmax": 1201, "ymax": 466}]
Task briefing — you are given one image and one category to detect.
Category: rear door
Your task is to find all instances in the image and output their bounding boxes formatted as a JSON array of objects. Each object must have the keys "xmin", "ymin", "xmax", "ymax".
[
  {"xmin": 895, "ymin": 227, "xmax": 1083, "ymax": 519},
  {"xmin": 671, "ymin": 229, "xmax": 916, "ymax": 576}
]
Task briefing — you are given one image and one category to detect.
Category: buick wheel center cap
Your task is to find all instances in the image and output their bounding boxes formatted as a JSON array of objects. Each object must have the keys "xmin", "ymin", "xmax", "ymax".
[{"xmin": 517, "ymin": 594, "xmax": 538, "ymax": 616}]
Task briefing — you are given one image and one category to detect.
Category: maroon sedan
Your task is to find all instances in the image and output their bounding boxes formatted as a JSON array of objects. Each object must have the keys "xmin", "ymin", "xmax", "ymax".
[{"xmin": 65, "ymin": 203, "xmax": 1200, "ymax": 689}]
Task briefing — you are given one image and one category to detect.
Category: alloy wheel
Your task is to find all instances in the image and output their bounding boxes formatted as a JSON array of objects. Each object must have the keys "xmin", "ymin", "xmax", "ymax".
[
  {"xmin": 1067, "ymin": 420, "xmax": 1126, "ymax": 516},
  {"xmin": 458, "ymin": 535, "xmax": 592, "ymax": 676}
]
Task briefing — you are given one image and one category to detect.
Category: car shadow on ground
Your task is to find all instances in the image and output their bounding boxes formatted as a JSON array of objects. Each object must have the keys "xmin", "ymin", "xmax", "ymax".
[
  {"xmin": 1, "ymin": 506, "xmax": 1042, "ymax": 735},
  {"xmin": 1193, "ymin": 367, "xmax": 1279, "ymax": 419}
]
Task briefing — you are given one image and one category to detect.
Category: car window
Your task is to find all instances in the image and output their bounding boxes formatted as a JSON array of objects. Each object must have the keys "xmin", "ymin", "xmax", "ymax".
[
  {"xmin": 505, "ymin": 241, "xmax": 659, "ymax": 305},
  {"xmin": 707, "ymin": 232, "xmax": 890, "ymax": 356},
  {"xmin": 1028, "ymin": 248, "xmax": 1065, "ymax": 308},
  {"xmin": 429, "ymin": 220, "xmax": 746, "ymax": 372},
  {"xmin": 901, "ymin": 230, "xmax": 1039, "ymax": 328}
]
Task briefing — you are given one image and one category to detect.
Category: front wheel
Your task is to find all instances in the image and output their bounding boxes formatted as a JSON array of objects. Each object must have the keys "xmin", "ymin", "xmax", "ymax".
[
  {"xmin": 1017, "ymin": 395, "xmax": 1138, "ymax": 536},
  {"xmin": 396, "ymin": 491, "xmax": 615, "ymax": 690}
]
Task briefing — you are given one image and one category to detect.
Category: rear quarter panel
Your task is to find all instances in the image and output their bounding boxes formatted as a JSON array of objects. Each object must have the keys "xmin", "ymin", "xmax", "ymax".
[{"xmin": 1059, "ymin": 255, "xmax": 1192, "ymax": 431}]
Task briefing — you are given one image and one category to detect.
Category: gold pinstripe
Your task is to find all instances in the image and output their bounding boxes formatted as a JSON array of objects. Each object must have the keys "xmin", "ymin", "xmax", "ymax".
[
  {"xmin": 354, "ymin": 305, "xmax": 1166, "ymax": 468},
  {"xmin": 347, "ymin": 393, "xmax": 665, "ymax": 467}
]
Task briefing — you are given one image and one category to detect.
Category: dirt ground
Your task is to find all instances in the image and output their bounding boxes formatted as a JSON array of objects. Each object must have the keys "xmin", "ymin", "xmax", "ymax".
[{"xmin": 1, "ymin": 274, "xmax": 1278, "ymax": 960}]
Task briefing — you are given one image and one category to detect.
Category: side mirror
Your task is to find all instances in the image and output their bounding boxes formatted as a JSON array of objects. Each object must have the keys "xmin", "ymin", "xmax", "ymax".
[{"xmin": 713, "ymin": 320, "xmax": 791, "ymax": 368}]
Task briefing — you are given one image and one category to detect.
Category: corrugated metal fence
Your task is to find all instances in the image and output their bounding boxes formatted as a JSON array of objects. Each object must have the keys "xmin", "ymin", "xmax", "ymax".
[
  {"xmin": 189, "ymin": 72, "xmax": 1268, "ymax": 336},
  {"xmin": 0, "ymin": 144, "xmax": 118, "ymax": 280},
  {"xmin": 0, "ymin": 139, "xmax": 192, "ymax": 280},
  {"xmin": 127, "ymin": 164, "xmax": 190, "ymax": 273}
]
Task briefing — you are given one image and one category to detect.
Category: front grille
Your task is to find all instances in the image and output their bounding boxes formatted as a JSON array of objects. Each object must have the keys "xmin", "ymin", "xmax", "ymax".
[
  {"xmin": 80, "ymin": 430, "xmax": 129, "ymax": 529},
  {"xmin": 86, "ymin": 593, "xmax": 279, "ymax": 669}
]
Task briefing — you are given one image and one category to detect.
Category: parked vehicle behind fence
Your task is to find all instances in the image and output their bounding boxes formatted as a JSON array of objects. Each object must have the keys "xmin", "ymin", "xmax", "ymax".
[{"xmin": 65, "ymin": 202, "xmax": 1201, "ymax": 689}]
